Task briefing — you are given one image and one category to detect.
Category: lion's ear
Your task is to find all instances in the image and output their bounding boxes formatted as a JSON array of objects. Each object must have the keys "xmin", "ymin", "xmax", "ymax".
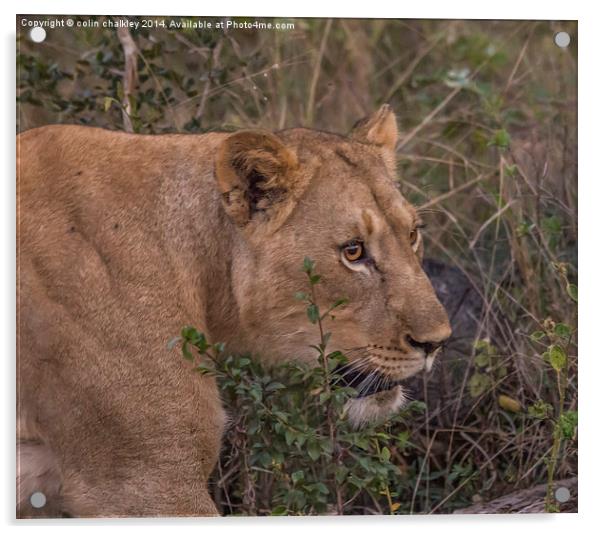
[
  {"xmin": 350, "ymin": 104, "xmax": 398, "ymax": 166},
  {"xmin": 214, "ymin": 130, "xmax": 298, "ymax": 226}
]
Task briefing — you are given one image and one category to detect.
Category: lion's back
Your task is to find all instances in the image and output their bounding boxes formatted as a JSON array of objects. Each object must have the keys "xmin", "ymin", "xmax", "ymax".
[{"xmin": 17, "ymin": 125, "xmax": 227, "ymax": 517}]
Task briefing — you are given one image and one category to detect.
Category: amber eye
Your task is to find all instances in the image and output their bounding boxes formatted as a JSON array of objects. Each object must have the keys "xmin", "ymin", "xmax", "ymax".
[{"xmin": 343, "ymin": 241, "xmax": 364, "ymax": 262}]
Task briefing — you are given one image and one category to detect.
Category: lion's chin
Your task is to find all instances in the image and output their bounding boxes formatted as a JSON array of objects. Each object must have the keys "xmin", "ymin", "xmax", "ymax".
[{"xmin": 342, "ymin": 385, "xmax": 407, "ymax": 428}]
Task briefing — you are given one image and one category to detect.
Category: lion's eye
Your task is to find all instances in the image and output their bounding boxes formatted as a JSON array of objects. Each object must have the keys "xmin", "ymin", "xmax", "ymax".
[{"xmin": 342, "ymin": 241, "xmax": 365, "ymax": 262}]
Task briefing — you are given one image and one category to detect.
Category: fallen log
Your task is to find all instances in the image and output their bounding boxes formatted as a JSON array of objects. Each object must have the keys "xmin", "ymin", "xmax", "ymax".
[{"xmin": 453, "ymin": 477, "xmax": 577, "ymax": 514}]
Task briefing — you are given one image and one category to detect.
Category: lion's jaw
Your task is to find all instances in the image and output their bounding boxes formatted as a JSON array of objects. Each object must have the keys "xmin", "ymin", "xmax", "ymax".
[{"xmin": 343, "ymin": 386, "xmax": 407, "ymax": 428}]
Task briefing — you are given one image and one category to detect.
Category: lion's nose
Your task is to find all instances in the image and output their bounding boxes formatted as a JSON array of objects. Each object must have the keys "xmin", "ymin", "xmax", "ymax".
[{"xmin": 406, "ymin": 336, "xmax": 444, "ymax": 355}]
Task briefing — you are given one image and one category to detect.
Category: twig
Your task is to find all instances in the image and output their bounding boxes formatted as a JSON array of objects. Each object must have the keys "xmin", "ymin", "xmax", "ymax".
[
  {"xmin": 306, "ymin": 19, "xmax": 333, "ymax": 126},
  {"xmin": 502, "ymin": 23, "xmax": 537, "ymax": 97},
  {"xmin": 116, "ymin": 27, "xmax": 138, "ymax": 132},
  {"xmin": 384, "ymin": 32, "xmax": 445, "ymax": 102},
  {"xmin": 420, "ymin": 173, "xmax": 491, "ymax": 211},
  {"xmin": 397, "ymin": 86, "xmax": 464, "ymax": 152},
  {"xmin": 469, "ymin": 200, "xmax": 515, "ymax": 249}
]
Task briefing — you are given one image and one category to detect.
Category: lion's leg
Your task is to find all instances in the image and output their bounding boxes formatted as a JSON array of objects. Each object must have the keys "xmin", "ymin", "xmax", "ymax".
[
  {"xmin": 17, "ymin": 430, "xmax": 220, "ymax": 518},
  {"xmin": 60, "ymin": 468, "xmax": 219, "ymax": 517},
  {"xmin": 16, "ymin": 439, "xmax": 64, "ymax": 518},
  {"xmin": 18, "ymin": 280, "xmax": 224, "ymax": 518},
  {"xmin": 18, "ymin": 352, "xmax": 223, "ymax": 517}
]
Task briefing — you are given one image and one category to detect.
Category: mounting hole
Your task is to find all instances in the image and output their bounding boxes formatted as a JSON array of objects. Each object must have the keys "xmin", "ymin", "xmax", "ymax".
[
  {"xmin": 554, "ymin": 486, "xmax": 571, "ymax": 503},
  {"xmin": 30, "ymin": 491, "xmax": 47, "ymax": 509},
  {"xmin": 554, "ymin": 31, "xmax": 570, "ymax": 48},
  {"xmin": 29, "ymin": 27, "xmax": 47, "ymax": 43}
]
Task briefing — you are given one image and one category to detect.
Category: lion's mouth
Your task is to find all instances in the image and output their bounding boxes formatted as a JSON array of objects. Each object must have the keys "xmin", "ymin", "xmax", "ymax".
[
  {"xmin": 333, "ymin": 366, "xmax": 402, "ymax": 398},
  {"xmin": 333, "ymin": 350, "xmax": 437, "ymax": 398}
]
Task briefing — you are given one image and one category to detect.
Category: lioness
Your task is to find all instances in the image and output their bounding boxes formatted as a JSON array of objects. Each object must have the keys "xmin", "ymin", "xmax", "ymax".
[{"xmin": 17, "ymin": 105, "xmax": 451, "ymax": 517}]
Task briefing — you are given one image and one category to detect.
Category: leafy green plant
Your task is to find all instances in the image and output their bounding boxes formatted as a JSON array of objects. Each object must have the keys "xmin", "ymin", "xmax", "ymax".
[{"xmin": 528, "ymin": 278, "xmax": 577, "ymax": 512}]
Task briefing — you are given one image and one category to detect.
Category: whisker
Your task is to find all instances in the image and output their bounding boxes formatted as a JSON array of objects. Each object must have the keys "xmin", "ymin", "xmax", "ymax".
[
  {"xmin": 375, "ymin": 373, "xmax": 388, "ymax": 395},
  {"xmin": 332, "ymin": 354, "xmax": 375, "ymax": 377},
  {"xmin": 335, "ymin": 357, "xmax": 378, "ymax": 388},
  {"xmin": 347, "ymin": 369, "xmax": 372, "ymax": 390},
  {"xmin": 356, "ymin": 369, "xmax": 378, "ymax": 396}
]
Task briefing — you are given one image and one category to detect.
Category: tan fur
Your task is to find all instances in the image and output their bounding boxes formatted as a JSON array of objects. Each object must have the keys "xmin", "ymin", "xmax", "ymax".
[{"xmin": 17, "ymin": 105, "xmax": 450, "ymax": 517}]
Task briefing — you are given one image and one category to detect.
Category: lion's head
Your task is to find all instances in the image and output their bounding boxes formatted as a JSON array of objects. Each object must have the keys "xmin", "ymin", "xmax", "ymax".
[{"xmin": 214, "ymin": 105, "xmax": 451, "ymax": 426}]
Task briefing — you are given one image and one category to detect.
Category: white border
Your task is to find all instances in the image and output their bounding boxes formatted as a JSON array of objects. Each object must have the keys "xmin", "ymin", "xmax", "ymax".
[
  {"xmin": 2, "ymin": 0, "xmax": 585, "ymax": 18},
  {"xmin": 3, "ymin": 1, "xmax": 600, "ymax": 533}
]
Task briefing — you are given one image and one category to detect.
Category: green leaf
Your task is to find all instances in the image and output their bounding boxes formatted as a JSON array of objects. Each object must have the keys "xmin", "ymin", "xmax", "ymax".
[
  {"xmin": 309, "ymin": 274, "xmax": 321, "ymax": 285},
  {"xmin": 408, "ymin": 400, "xmax": 427, "ymax": 413},
  {"xmin": 554, "ymin": 323, "xmax": 572, "ymax": 340},
  {"xmin": 381, "ymin": 446, "xmax": 391, "ymax": 462},
  {"xmin": 468, "ymin": 372, "xmax": 491, "ymax": 398},
  {"xmin": 294, "ymin": 291, "xmax": 308, "ymax": 301},
  {"xmin": 396, "ymin": 431, "xmax": 410, "ymax": 449},
  {"xmin": 474, "ymin": 352, "xmax": 489, "ymax": 368},
  {"xmin": 307, "ymin": 304, "xmax": 319, "ymax": 324},
  {"xmin": 307, "ymin": 441, "xmax": 321, "ymax": 461},
  {"xmin": 302, "ymin": 256, "xmax": 315, "ymax": 273},
  {"xmin": 527, "ymin": 400, "xmax": 553, "ymax": 419},
  {"xmin": 320, "ymin": 439, "xmax": 333, "ymax": 455},
  {"xmin": 182, "ymin": 342, "xmax": 193, "ymax": 361},
  {"xmin": 196, "ymin": 335, "xmax": 209, "ymax": 352},
  {"xmin": 291, "ymin": 470, "xmax": 304, "ymax": 485},
  {"xmin": 488, "ymin": 128, "xmax": 511, "ymax": 149},
  {"xmin": 195, "ymin": 362, "xmax": 213, "ymax": 375},
  {"xmin": 249, "ymin": 385, "xmax": 263, "ymax": 402},
  {"xmin": 271, "ymin": 505, "xmax": 288, "ymax": 516},
  {"xmin": 103, "ymin": 96, "xmax": 113, "ymax": 112},
  {"xmin": 272, "ymin": 410, "xmax": 289, "ymax": 423},
  {"xmin": 295, "ymin": 433, "xmax": 307, "ymax": 448},
  {"xmin": 180, "ymin": 326, "xmax": 197, "ymax": 340},
  {"xmin": 516, "ymin": 220, "xmax": 535, "ymax": 238},
  {"xmin": 347, "ymin": 474, "xmax": 365, "ymax": 490},
  {"xmin": 332, "ymin": 298, "xmax": 348, "ymax": 308},
  {"xmin": 530, "ymin": 330, "xmax": 546, "ymax": 342},
  {"xmin": 314, "ymin": 482, "xmax": 329, "ymax": 495},
  {"xmin": 335, "ymin": 466, "xmax": 349, "ymax": 484},
  {"xmin": 354, "ymin": 436, "xmax": 370, "ymax": 451},
  {"xmin": 284, "ymin": 430, "xmax": 295, "ymax": 446},
  {"xmin": 474, "ymin": 339, "xmax": 493, "ymax": 352},
  {"xmin": 256, "ymin": 451, "xmax": 272, "ymax": 468},
  {"xmin": 558, "ymin": 410, "xmax": 578, "ymax": 439},
  {"xmin": 265, "ymin": 381, "xmax": 286, "ymax": 392},
  {"xmin": 548, "ymin": 345, "xmax": 567, "ymax": 371},
  {"xmin": 319, "ymin": 391, "xmax": 331, "ymax": 404},
  {"xmin": 567, "ymin": 283, "xmax": 578, "ymax": 302},
  {"xmin": 504, "ymin": 164, "xmax": 517, "ymax": 176},
  {"xmin": 247, "ymin": 420, "xmax": 260, "ymax": 435}
]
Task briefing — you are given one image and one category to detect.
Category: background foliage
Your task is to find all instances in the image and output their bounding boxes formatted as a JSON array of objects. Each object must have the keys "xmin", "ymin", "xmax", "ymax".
[{"xmin": 17, "ymin": 16, "xmax": 577, "ymax": 514}]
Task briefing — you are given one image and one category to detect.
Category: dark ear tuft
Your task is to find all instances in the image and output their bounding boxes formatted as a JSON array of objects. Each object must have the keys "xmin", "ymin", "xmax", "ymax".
[{"xmin": 215, "ymin": 131, "xmax": 298, "ymax": 226}]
